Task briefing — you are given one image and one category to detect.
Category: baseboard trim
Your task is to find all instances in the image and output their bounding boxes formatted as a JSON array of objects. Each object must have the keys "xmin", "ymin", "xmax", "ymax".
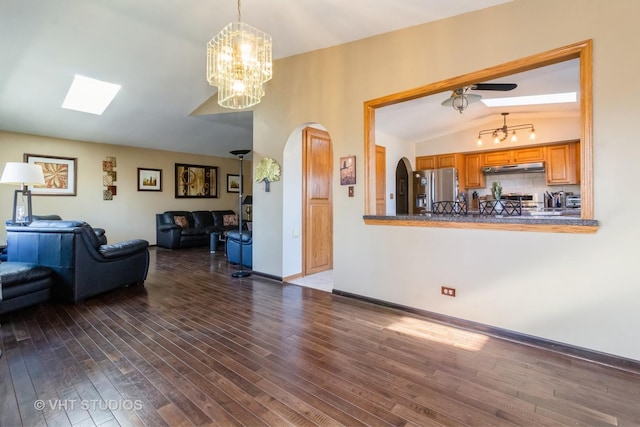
[
  {"xmin": 283, "ymin": 273, "xmax": 303, "ymax": 282},
  {"xmin": 332, "ymin": 289, "xmax": 640, "ymax": 375},
  {"xmin": 251, "ymin": 270, "xmax": 282, "ymax": 282}
]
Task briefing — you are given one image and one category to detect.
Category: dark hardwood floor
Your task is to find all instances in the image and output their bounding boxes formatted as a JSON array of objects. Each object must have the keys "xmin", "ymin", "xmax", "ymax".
[{"xmin": 1, "ymin": 246, "xmax": 639, "ymax": 426}]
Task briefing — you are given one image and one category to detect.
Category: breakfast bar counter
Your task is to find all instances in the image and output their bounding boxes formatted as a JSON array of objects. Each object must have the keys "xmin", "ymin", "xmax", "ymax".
[{"xmin": 363, "ymin": 213, "xmax": 599, "ymax": 234}]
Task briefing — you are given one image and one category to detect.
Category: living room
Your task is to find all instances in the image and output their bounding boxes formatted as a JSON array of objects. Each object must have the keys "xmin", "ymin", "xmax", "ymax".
[{"xmin": 2, "ymin": 0, "xmax": 640, "ymax": 424}]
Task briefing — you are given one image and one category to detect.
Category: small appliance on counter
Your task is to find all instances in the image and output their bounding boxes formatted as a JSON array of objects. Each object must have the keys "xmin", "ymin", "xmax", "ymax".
[{"xmin": 565, "ymin": 194, "xmax": 581, "ymax": 208}]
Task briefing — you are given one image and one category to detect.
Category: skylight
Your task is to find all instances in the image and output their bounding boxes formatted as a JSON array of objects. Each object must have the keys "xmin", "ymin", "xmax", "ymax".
[
  {"xmin": 62, "ymin": 75, "xmax": 121, "ymax": 115},
  {"xmin": 481, "ymin": 92, "xmax": 577, "ymax": 108}
]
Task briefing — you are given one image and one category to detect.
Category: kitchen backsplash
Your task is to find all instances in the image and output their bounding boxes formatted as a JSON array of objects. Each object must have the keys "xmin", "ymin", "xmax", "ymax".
[{"xmin": 465, "ymin": 172, "xmax": 580, "ymax": 204}]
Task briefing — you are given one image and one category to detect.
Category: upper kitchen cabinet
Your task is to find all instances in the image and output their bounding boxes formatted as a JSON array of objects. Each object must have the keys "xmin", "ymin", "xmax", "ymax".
[
  {"xmin": 464, "ymin": 153, "xmax": 485, "ymax": 188},
  {"xmin": 546, "ymin": 141, "xmax": 580, "ymax": 185},
  {"xmin": 416, "ymin": 154, "xmax": 467, "ymax": 189},
  {"xmin": 482, "ymin": 151, "xmax": 512, "ymax": 166},
  {"xmin": 481, "ymin": 146, "xmax": 545, "ymax": 166},
  {"xmin": 437, "ymin": 153, "xmax": 464, "ymax": 169},
  {"xmin": 416, "ymin": 155, "xmax": 436, "ymax": 170},
  {"xmin": 415, "ymin": 154, "xmax": 464, "ymax": 170},
  {"xmin": 513, "ymin": 146, "xmax": 545, "ymax": 163}
]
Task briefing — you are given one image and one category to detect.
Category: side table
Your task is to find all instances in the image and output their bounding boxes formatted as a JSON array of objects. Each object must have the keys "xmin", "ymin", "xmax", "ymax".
[{"xmin": 210, "ymin": 232, "xmax": 219, "ymax": 253}]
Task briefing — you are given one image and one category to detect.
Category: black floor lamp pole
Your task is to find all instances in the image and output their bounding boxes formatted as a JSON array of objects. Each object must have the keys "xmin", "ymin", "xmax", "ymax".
[{"xmin": 230, "ymin": 149, "xmax": 251, "ymax": 278}]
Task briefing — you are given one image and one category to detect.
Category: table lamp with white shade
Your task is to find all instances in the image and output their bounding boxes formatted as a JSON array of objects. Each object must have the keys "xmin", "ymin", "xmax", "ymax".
[{"xmin": 0, "ymin": 162, "xmax": 45, "ymax": 224}]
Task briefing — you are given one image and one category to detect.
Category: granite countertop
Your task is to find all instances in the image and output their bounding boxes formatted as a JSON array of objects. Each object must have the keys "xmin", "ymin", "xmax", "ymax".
[{"xmin": 363, "ymin": 212, "xmax": 598, "ymax": 227}]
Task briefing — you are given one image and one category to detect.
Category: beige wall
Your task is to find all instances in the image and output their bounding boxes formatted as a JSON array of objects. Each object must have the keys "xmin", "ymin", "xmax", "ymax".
[
  {"xmin": 0, "ymin": 131, "xmax": 251, "ymax": 244},
  {"xmin": 249, "ymin": 0, "xmax": 640, "ymax": 361}
]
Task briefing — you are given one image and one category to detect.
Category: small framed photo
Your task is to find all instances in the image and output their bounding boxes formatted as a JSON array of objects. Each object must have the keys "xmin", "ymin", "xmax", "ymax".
[
  {"xmin": 339, "ymin": 155, "xmax": 356, "ymax": 185},
  {"xmin": 138, "ymin": 168, "xmax": 162, "ymax": 191},
  {"xmin": 227, "ymin": 174, "xmax": 242, "ymax": 193},
  {"xmin": 24, "ymin": 153, "xmax": 77, "ymax": 196}
]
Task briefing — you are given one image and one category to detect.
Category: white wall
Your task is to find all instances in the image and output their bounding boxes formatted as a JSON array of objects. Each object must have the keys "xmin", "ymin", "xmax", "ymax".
[{"xmin": 250, "ymin": 0, "xmax": 640, "ymax": 361}]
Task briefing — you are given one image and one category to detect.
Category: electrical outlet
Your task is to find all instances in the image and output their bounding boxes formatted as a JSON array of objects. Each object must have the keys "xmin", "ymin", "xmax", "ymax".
[{"xmin": 441, "ymin": 286, "xmax": 456, "ymax": 297}]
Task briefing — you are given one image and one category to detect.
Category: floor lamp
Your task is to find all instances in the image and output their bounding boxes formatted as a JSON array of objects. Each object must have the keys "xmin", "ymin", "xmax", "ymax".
[{"xmin": 230, "ymin": 149, "xmax": 251, "ymax": 278}]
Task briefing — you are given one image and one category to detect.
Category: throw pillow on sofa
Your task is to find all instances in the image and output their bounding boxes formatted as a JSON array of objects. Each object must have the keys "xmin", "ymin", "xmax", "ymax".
[
  {"xmin": 174, "ymin": 215, "xmax": 189, "ymax": 228},
  {"xmin": 223, "ymin": 214, "xmax": 238, "ymax": 227}
]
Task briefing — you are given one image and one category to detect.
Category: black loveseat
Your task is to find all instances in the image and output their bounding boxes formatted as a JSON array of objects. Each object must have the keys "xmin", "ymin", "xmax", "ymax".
[
  {"xmin": 155, "ymin": 210, "xmax": 239, "ymax": 249},
  {"xmin": 6, "ymin": 221, "xmax": 149, "ymax": 303}
]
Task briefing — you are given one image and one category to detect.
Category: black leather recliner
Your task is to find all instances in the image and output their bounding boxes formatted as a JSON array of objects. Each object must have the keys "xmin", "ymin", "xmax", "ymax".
[
  {"xmin": 6, "ymin": 221, "xmax": 149, "ymax": 303},
  {"xmin": 32, "ymin": 214, "xmax": 108, "ymax": 244}
]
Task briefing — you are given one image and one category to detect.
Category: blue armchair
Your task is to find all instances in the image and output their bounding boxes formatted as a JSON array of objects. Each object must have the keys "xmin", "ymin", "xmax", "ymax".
[
  {"xmin": 6, "ymin": 221, "xmax": 149, "ymax": 303},
  {"xmin": 226, "ymin": 230, "xmax": 252, "ymax": 268}
]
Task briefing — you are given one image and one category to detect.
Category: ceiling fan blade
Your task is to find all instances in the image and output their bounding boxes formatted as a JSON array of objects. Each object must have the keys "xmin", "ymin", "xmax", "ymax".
[{"xmin": 472, "ymin": 83, "xmax": 517, "ymax": 91}]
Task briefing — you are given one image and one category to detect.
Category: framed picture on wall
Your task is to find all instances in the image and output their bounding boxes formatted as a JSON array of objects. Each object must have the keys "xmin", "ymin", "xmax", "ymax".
[
  {"xmin": 137, "ymin": 168, "xmax": 162, "ymax": 191},
  {"xmin": 24, "ymin": 153, "xmax": 77, "ymax": 196},
  {"xmin": 175, "ymin": 163, "xmax": 218, "ymax": 198},
  {"xmin": 227, "ymin": 174, "xmax": 242, "ymax": 193},
  {"xmin": 339, "ymin": 155, "xmax": 356, "ymax": 185}
]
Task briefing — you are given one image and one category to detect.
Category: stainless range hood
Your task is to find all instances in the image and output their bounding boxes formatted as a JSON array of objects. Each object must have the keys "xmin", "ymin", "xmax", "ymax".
[{"xmin": 482, "ymin": 162, "xmax": 545, "ymax": 175}]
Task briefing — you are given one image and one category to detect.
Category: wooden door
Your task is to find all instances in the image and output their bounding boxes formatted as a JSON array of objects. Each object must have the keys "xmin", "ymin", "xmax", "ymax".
[
  {"xmin": 375, "ymin": 145, "xmax": 386, "ymax": 215},
  {"xmin": 302, "ymin": 127, "xmax": 333, "ymax": 276}
]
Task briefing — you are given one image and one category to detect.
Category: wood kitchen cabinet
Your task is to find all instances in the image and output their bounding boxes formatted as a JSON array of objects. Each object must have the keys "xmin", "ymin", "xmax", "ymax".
[
  {"xmin": 416, "ymin": 154, "xmax": 464, "ymax": 170},
  {"xmin": 416, "ymin": 153, "xmax": 466, "ymax": 189},
  {"xmin": 464, "ymin": 153, "xmax": 485, "ymax": 188},
  {"xmin": 482, "ymin": 151, "xmax": 512, "ymax": 166},
  {"xmin": 546, "ymin": 141, "xmax": 580, "ymax": 185},
  {"xmin": 512, "ymin": 146, "xmax": 545, "ymax": 163},
  {"xmin": 415, "ymin": 155, "xmax": 436, "ymax": 170},
  {"xmin": 482, "ymin": 146, "xmax": 544, "ymax": 166}
]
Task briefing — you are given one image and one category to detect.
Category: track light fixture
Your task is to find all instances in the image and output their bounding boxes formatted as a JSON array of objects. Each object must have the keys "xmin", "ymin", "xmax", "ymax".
[{"xmin": 476, "ymin": 112, "xmax": 535, "ymax": 146}]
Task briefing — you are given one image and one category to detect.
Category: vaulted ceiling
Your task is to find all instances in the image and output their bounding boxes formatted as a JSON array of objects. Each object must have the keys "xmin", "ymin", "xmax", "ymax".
[{"xmin": 0, "ymin": 0, "xmax": 513, "ymax": 158}]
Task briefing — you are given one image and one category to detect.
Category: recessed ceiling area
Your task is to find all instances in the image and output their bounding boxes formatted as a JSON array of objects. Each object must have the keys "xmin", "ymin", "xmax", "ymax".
[{"xmin": 0, "ymin": 0, "xmax": 512, "ymax": 158}]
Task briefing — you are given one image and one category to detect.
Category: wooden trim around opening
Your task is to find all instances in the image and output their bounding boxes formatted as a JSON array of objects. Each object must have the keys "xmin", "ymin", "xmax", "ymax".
[{"xmin": 363, "ymin": 40, "xmax": 594, "ymax": 232}]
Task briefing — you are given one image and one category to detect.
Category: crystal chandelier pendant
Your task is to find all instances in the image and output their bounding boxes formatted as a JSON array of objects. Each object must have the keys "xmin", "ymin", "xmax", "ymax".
[{"xmin": 206, "ymin": 9, "xmax": 272, "ymax": 109}]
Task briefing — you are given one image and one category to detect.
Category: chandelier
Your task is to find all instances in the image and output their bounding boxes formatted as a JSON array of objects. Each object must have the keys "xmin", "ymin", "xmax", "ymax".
[
  {"xmin": 476, "ymin": 112, "xmax": 535, "ymax": 146},
  {"xmin": 206, "ymin": 0, "xmax": 272, "ymax": 109}
]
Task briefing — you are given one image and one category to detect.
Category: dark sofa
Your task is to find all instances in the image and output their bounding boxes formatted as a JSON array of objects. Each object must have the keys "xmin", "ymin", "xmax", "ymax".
[
  {"xmin": 155, "ymin": 210, "xmax": 238, "ymax": 249},
  {"xmin": 0, "ymin": 262, "xmax": 54, "ymax": 315},
  {"xmin": 6, "ymin": 221, "xmax": 149, "ymax": 303}
]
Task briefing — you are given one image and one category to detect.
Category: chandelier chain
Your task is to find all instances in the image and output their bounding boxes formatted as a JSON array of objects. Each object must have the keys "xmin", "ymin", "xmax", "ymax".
[{"xmin": 237, "ymin": 0, "xmax": 241, "ymax": 22}]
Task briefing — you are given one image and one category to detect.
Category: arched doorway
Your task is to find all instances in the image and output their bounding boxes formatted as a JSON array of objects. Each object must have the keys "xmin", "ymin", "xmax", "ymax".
[
  {"xmin": 282, "ymin": 123, "xmax": 334, "ymax": 292},
  {"xmin": 395, "ymin": 158, "xmax": 410, "ymax": 215},
  {"xmin": 395, "ymin": 157, "xmax": 412, "ymax": 215}
]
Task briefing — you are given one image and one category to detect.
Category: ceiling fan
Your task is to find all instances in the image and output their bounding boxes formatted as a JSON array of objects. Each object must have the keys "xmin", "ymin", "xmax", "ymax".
[{"xmin": 441, "ymin": 83, "xmax": 517, "ymax": 113}]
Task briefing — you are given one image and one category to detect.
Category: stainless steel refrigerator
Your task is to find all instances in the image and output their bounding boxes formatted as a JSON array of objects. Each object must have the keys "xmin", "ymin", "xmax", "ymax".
[{"xmin": 413, "ymin": 167, "xmax": 458, "ymax": 214}]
